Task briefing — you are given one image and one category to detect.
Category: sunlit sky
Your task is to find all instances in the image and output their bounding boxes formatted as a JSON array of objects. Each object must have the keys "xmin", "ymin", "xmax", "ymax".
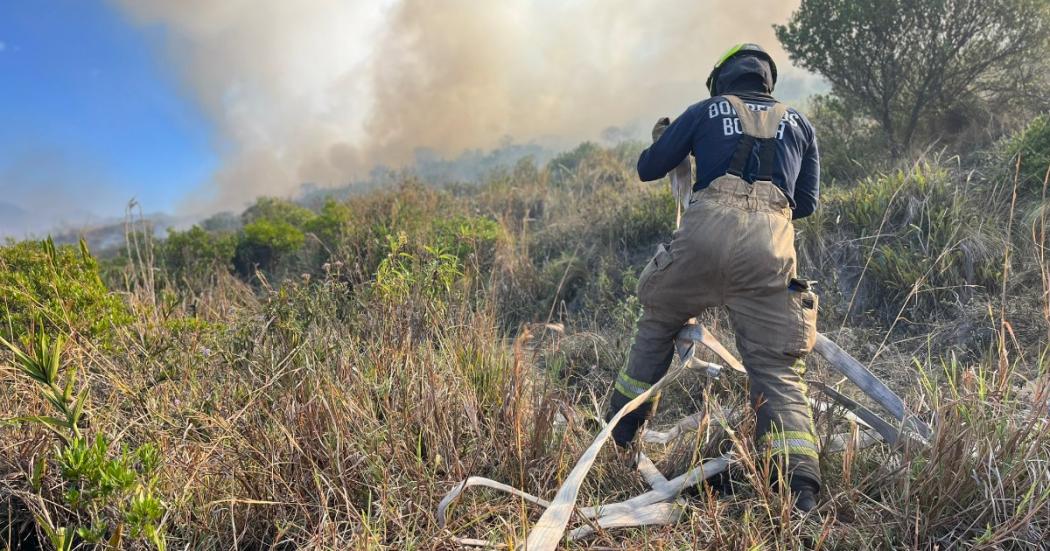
[{"xmin": 0, "ymin": 0, "xmax": 217, "ymax": 234}]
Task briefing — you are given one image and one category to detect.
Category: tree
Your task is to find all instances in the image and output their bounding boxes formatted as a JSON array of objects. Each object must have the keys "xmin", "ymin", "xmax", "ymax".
[
  {"xmin": 776, "ymin": 0, "xmax": 1050, "ymax": 155},
  {"xmin": 302, "ymin": 199, "xmax": 351, "ymax": 249},
  {"xmin": 233, "ymin": 220, "xmax": 305, "ymax": 276},
  {"xmin": 241, "ymin": 197, "xmax": 315, "ymax": 227},
  {"xmin": 161, "ymin": 225, "xmax": 236, "ymax": 287}
]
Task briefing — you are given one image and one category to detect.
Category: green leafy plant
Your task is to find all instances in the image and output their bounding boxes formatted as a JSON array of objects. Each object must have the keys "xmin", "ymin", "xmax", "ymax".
[
  {"xmin": 432, "ymin": 214, "xmax": 503, "ymax": 264},
  {"xmin": 4, "ymin": 333, "xmax": 86, "ymax": 444},
  {"xmin": 161, "ymin": 225, "xmax": 236, "ymax": 287},
  {"xmin": 999, "ymin": 114, "xmax": 1050, "ymax": 194},
  {"xmin": 240, "ymin": 197, "xmax": 315, "ymax": 228},
  {"xmin": 2, "ymin": 333, "xmax": 166, "ymax": 550},
  {"xmin": 234, "ymin": 219, "xmax": 306, "ymax": 275},
  {"xmin": 374, "ymin": 232, "xmax": 462, "ymax": 304},
  {"xmin": 303, "ymin": 198, "xmax": 352, "ymax": 249},
  {"xmin": 0, "ymin": 238, "xmax": 131, "ymax": 345}
]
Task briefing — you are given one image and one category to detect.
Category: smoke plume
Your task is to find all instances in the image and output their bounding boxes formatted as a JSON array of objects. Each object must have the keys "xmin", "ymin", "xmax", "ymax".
[{"xmin": 115, "ymin": 0, "xmax": 816, "ymax": 213}]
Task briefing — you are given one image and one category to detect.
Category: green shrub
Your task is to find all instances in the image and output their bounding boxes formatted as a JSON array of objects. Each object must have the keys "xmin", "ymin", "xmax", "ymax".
[
  {"xmin": 374, "ymin": 232, "xmax": 462, "ymax": 305},
  {"xmin": 161, "ymin": 226, "xmax": 235, "ymax": 286},
  {"xmin": 608, "ymin": 185, "xmax": 675, "ymax": 251},
  {"xmin": 303, "ymin": 199, "xmax": 352, "ymax": 249},
  {"xmin": 998, "ymin": 114, "xmax": 1050, "ymax": 194},
  {"xmin": 432, "ymin": 214, "xmax": 503, "ymax": 264},
  {"xmin": 806, "ymin": 94, "xmax": 890, "ymax": 183},
  {"xmin": 240, "ymin": 197, "xmax": 315, "ymax": 227},
  {"xmin": 0, "ymin": 238, "xmax": 130, "ymax": 343},
  {"xmin": 194, "ymin": 197, "xmax": 355, "ymax": 277},
  {"xmin": 548, "ymin": 142, "xmax": 604, "ymax": 187},
  {"xmin": 199, "ymin": 211, "xmax": 241, "ymax": 232},
  {"xmin": 233, "ymin": 220, "xmax": 306, "ymax": 276}
]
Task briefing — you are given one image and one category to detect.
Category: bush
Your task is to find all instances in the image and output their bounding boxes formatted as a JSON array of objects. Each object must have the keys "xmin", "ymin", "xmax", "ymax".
[
  {"xmin": 432, "ymin": 214, "xmax": 503, "ymax": 265},
  {"xmin": 3, "ymin": 334, "xmax": 165, "ymax": 549},
  {"xmin": 199, "ymin": 211, "xmax": 241, "ymax": 232},
  {"xmin": 234, "ymin": 220, "xmax": 306, "ymax": 276},
  {"xmin": 0, "ymin": 238, "xmax": 130, "ymax": 344},
  {"xmin": 302, "ymin": 199, "xmax": 352, "ymax": 250},
  {"xmin": 998, "ymin": 114, "xmax": 1050, "ymax": 195},
  {"xmin": 161, "ymin": 226, "xmax": 235, "ymax": 287},
  {"xmin": 241, "ymin": 197, "xmax": 315, "ymax": 228},
  {"xmin": 374, "ymin": 232, "xmax": 462, "ymax": 305},
  {"xmin": 548, "ymin": 142, "xmax": 604, "ymax": 187}
]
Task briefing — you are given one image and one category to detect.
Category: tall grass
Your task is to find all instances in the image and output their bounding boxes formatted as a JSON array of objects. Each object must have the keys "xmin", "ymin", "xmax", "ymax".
[{"xmin": 2, "ymin": 134, "xmax": 1049, "ymax": 548}]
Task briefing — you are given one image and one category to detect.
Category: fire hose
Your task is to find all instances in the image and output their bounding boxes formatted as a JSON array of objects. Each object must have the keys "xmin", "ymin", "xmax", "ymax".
[{"xmin": 437, "ymin": 123, "xmax": 931, "ymax": 549}]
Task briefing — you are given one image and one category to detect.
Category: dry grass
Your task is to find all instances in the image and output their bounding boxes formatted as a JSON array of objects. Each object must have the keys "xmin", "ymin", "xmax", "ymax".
[{"xmin": 2, "ymin": 142, "xmax": 1049, "ymax": 549}]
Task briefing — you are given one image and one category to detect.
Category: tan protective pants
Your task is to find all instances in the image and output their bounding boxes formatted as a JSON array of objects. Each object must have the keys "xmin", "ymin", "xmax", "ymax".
[{"xmin": 609, "ymin": 97, "xmax": 821, "ymax": 487}]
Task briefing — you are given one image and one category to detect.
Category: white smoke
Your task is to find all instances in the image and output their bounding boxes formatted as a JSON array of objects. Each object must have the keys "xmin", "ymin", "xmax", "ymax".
[{"xmin": 114, "ymin": 0, "xmax": 815, "ymax": 213}]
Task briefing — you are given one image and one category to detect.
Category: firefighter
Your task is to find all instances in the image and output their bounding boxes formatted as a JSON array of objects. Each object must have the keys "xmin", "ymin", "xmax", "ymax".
[{"xmin": 607, "ymin": 43, "xmax": 822, "ymax": 511}]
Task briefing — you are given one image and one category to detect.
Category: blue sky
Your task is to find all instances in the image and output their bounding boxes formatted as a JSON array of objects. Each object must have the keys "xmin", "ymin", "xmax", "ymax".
[{"xmin": 0, "ymin": 0, "xmax": 216, "ymax": 233}]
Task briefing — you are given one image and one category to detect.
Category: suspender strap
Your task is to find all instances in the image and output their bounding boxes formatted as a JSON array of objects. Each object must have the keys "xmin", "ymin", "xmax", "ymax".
[
  {"xmin": 727, "ymin": 135, "xmax": 755, "ymax": 178},
  {"xmin": 722, "ymin": 95, "xmax": 789, "ymax": 183},
  {"xmin": 756, "ymin": 137, "xmax": 776, "ymax": 182},
  {"xmin": 728, "ymin": 136, "xmax": 777, "ymax": 180}
]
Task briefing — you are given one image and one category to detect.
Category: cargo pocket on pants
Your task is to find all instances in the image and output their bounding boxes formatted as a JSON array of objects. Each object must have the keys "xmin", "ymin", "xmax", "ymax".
[
  {"xmin": 788, "ymin": 279, "xmax": 818, "ymax": 356},
  {"xmin": 637, "ymin": 243, "xmax": 673, "ymax": 304}
]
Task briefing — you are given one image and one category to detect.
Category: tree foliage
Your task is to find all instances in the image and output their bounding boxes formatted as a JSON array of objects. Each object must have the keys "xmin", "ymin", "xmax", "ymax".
[
  {"xmin": 776, "ymin": 0, "xmax": 1050, "ymax": 155},
  {"xmin": 161, "ymin": 226, "xmax": 236, "ymax": 287},
  {"xmin": 805, "ymin": 94, "xmax": 891, "ymax": 182},
  {"xmin": 302, "ymin": 199, "xmax": 352, "ymax": 249},
  {"xmin": 0, "ymin": 238, "xmax": 130, "ymax": 343},
  {"xmin": 240, "ymin": 197, "xmax": 314, "ymax": 228},
  {"xmin": 232, "ymin": 198, "xmax": 352, "ymax": 276},
  {"xmin": 234, "ymin": 219, "xmax": 306, "ymax": 276}
]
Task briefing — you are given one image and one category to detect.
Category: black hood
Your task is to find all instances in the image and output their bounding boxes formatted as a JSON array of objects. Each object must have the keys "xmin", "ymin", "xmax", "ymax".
[{"xmin": 714, "ymin": 54, "xmax": 775, "ymax": 96}]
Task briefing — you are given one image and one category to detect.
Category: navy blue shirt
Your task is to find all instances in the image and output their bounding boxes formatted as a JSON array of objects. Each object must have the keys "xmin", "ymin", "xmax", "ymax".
[{"xmin": 637, "ymin": 94, "xmax": 820, "ymax": 219}]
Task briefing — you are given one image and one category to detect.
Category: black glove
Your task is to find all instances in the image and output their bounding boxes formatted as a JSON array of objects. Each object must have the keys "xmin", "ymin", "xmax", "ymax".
[{"xmin": 651, "ymin": 117, "xmax": 671, "ymax": 142}]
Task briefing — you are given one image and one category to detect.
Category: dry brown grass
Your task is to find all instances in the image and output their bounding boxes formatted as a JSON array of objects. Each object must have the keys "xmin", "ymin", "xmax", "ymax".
[{"xmin": 2, "ymin": 143, "xmax": 1049, "ymax": 549}]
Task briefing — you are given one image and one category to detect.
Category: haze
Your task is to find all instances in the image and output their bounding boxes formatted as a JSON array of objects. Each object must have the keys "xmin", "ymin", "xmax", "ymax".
[{"xmin": 1, "ymin": 0, "xmax": 823, "ymax": 237}]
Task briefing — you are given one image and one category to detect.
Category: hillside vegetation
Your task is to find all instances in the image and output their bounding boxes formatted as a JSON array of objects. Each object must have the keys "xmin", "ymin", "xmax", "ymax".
[
  {"xmin": 4, "ymin": 1, "xmax": 1050, "ymax": 543},
  {"xmin": 2, "ymin": 111, "xmax": 1049, "ymax": 549}
]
